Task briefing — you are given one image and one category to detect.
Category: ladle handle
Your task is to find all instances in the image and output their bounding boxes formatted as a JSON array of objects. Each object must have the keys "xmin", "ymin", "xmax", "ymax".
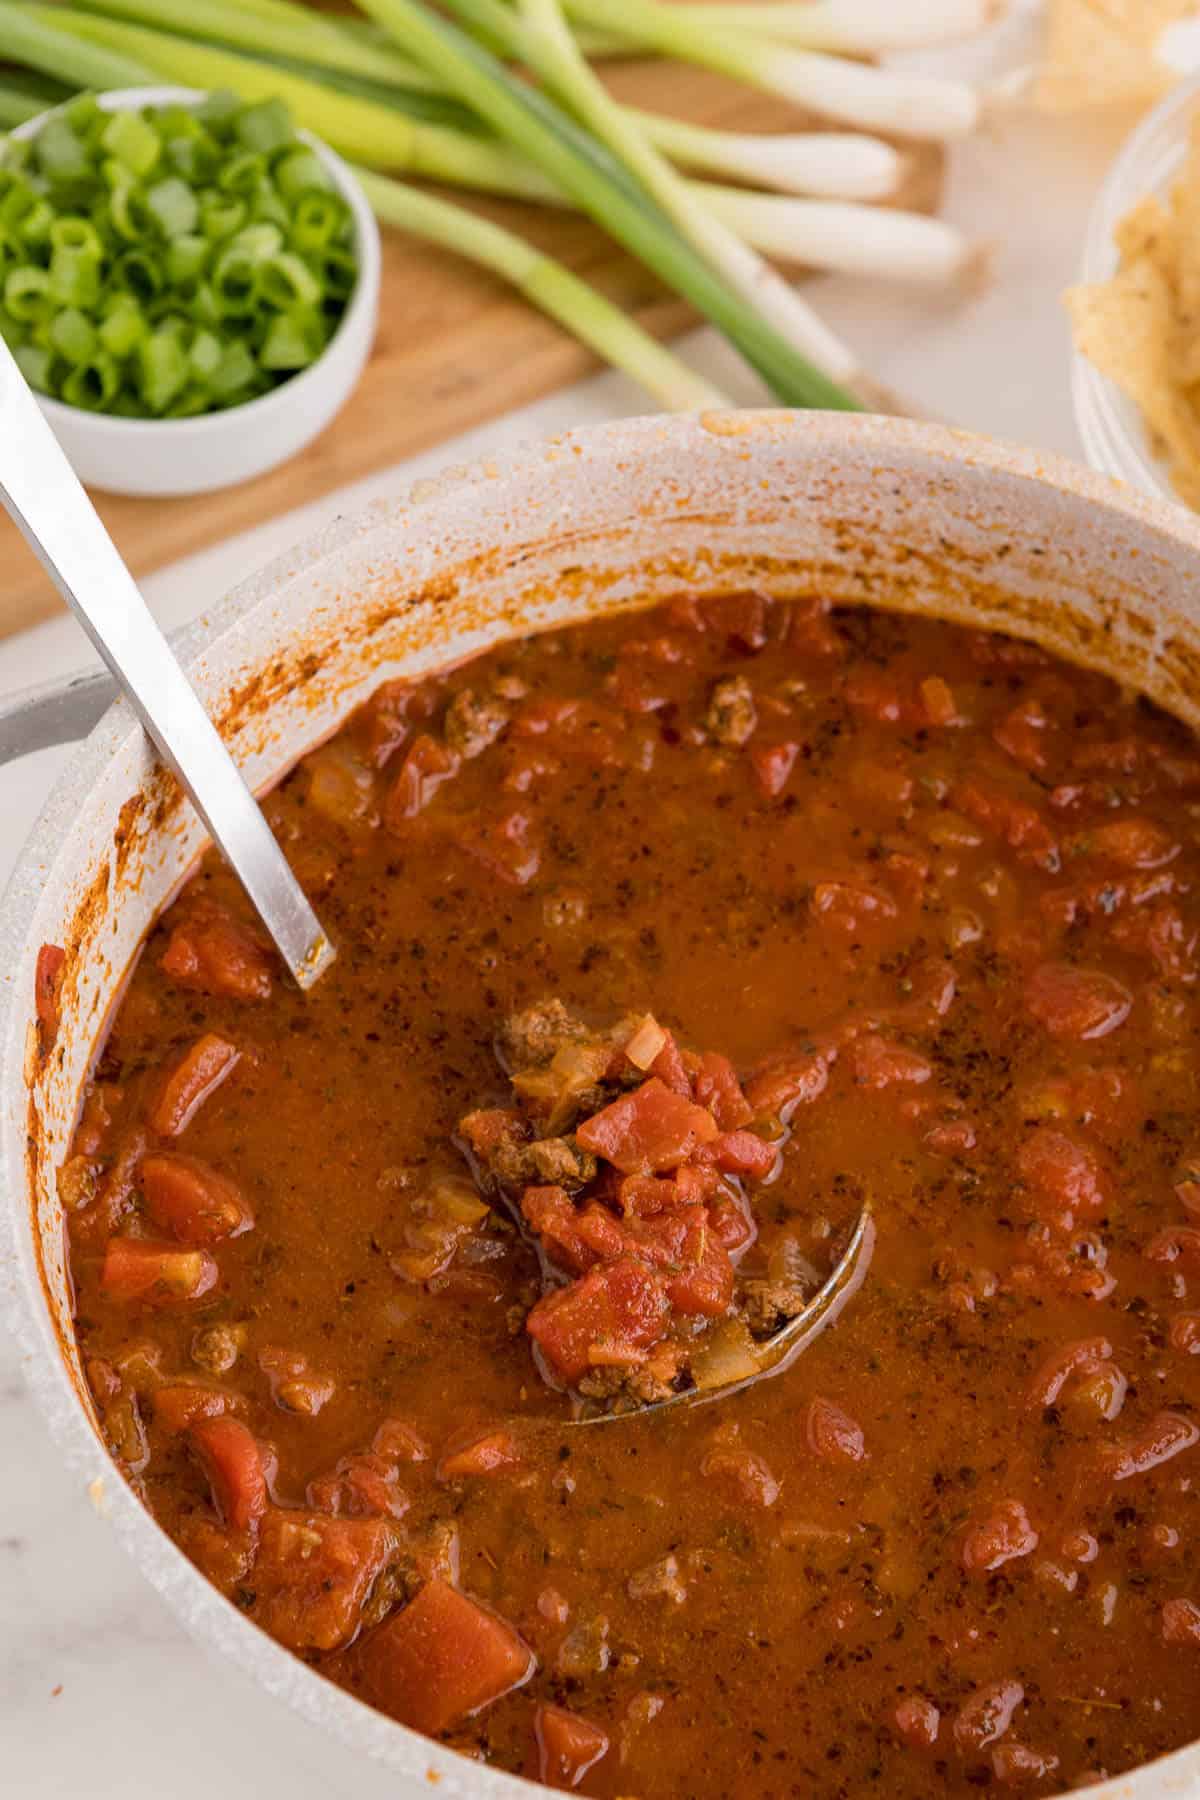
[{"xmin": 0, "ymin": 339, "xmax": 335, "ymax": 991}]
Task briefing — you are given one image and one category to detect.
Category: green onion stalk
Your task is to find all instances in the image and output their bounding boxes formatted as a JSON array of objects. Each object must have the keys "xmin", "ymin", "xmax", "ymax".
[
  {"xmin": 498, "ymin": 0, "xmax": 872, "ymax": 398},
  {"xmin": 355, "ymin": 0, "xmax": 859, "ymax": 408}
]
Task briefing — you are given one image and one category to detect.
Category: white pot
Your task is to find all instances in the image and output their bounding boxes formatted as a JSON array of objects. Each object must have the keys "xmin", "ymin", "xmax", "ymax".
[{"xmin": 4, "ymin": 411, "xmax": 1200, "ymax": 1798}]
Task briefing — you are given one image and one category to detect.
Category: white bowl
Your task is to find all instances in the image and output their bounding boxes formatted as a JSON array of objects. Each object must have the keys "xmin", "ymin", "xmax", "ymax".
[
  {"xmin": 1071, "ymin": 73, "xmax": 1200, "ymax": 506},
  {"xmin": 10, "ymin": 86, "xmax": 381, "ymax": 499}
]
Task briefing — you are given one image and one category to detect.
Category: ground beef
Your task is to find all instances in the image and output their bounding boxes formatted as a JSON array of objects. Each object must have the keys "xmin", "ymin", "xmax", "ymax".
[
  {"xmin": 497, "ymin": 999, "xmax": 590, "ymax": 1072},
  {"xmin": 740, "ymin": 1277, "xmax": 812, "ymax": 1335},
  {"xmin": 705, "ymin": 675, "xmax": 757, "ymax": 747},
  {"xmin": 443, "ymin": 686, "xmax": 509, "ymax": 759},
  {"xmin": 526, "ymin": 1136, "xmax": 597, "ymax": 1190}
]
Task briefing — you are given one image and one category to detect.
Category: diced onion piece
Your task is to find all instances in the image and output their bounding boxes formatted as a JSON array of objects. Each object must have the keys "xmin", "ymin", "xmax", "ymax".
[
  {"xmin": 624, "ymin": 1014, "xmax": 668, "ymax": 1071},
  {"xmin": 691, "ymin": 1317, "xmax": 762, "ymax": 1391}
]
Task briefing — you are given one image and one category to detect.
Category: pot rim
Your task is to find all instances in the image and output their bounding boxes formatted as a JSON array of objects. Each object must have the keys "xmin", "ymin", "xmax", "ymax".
[{"xmin": 7, "ymin": 408, "xmax": 1200, "ymax": 1799}]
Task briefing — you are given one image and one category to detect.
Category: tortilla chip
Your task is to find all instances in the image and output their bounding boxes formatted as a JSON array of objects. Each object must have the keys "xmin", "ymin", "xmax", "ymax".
[
  {"xmin": 1067, "ymin": 255, "xmax": 1200, "ymax": 496},
  {"xmin": 1171, "ymin": 117, "xmax": 1200, "ymax": 319},
  {"xmin": 1113, "ymin": 194, "xmax": 1171, "ymax": 267},
  {"xmin": 1033, "ymin": 0, "xmax": 1192, "ymax": 112}
]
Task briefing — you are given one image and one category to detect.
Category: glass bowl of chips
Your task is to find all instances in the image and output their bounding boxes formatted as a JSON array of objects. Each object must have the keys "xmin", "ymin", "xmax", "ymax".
[{"xmin": 1070, "ymin": 73, "xmax": 1200, "ymax": 510}]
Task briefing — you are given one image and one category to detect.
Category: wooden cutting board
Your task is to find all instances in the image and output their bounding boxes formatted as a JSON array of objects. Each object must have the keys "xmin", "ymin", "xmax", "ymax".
[{"xmin": 0, "ymin": 56, "xmax": 942, "ymax": 639}]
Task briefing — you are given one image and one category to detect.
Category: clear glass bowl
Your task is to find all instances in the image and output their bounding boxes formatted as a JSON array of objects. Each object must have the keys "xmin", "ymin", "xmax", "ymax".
[{"xmin": 1072, "ymin": 73, "xmax": 1200, "ymax": 505}]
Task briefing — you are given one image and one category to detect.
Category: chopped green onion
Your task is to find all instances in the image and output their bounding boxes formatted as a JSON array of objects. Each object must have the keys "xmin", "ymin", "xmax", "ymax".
[
  {"xmin": 101, "ymin": 106, "xmax": 162, "ymax": 176},
  {"xmin": 62, "ymin": 349, "xmax": 120, "ymax": 408},
  {"xmin": 235, "ymin": 97, "xmax": 293, "ymax": 154},
  {"xmin": 259, "ymin": 305, "xmax": 323, "ymax": 369},
  {"xmin": 145, "ymin": 175, "xmax": 199, "ymax": 238},
  {"xmin": 138, "ymin": 322, "xmax": 189, "ymax": 410},
  {"xmin": 5, "ymin": 265, "xmax": 50, "ymax": 321},
  {"xmin": 14, "ymin": 341, "xmax": 54, "ymax": 391},
  {"xmin": 163, "ymin": 233, "xmax": 209, "ymax": 289},
  {"xmin": 0, "ymin": 88, "xmax": 360, "ymax": 417},
  {"xmin": 98, "ymin": 296, "xmax": 147, "ymax": 356},
  {"xmin": 48, "ymin": 304, "xmax": 96, "ymax": 364},
  {"xmin": 258, "ymin": 249, "xmax": 321, "ymax": 309}
]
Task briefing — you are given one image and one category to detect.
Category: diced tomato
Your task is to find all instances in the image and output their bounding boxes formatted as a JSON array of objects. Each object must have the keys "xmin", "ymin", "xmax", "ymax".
[
  {"xmin": 308, "ymin": 1452, "xmax": 410, "ymax": 1521},
  {"xmin": 924, "ymin": 1118, "xmax": 977, "ymax": 1156},
  {"xmin": 576, "ymin": 1078, "xmax": 718, "ymax": 1175},
  {"xmin": 1099, "ymin": 1410, "xmax": 1199, "ymax": 1483},
  {"xmin": 700, "ymin": 1426, "xmax": 780, "ymax": 1507},
  {"xmin": 357, "ymin": 677, "xmax": 432, "ymax": 768},
  {"xmin": 437, "ymin": 1423, "xmax": 521, "ymax": 1480},
  {"xmin": 893, "ymin": 1696, "xmax": 940, "ymax": 1751},
  {"xmin": 535, "ymin": 1703, "xmax": 610, "ymax": 1790},
  {"xmin": 153, "ymin": 1384, "xmax": 230, "ymax": 1433},
  {"xmin": 1170, "ymin": 1314, "xmax": 1200, "ymax": 1355},
  {"xmin": 35, "ymin": 942, "xmax": 66, "ymax": 1050},
  {"xmin": 101, "ymin": 1237, "xmax": 218, "ymax": 1304},
  {"xmin": 701, "ymin": 590, "xmax": 769, "ymax": 653},
  {"xmin": 786, "ymin": 594, "xmax": 841, "ymax": 658},
  {"xmin": 744, "ymin": 1048, "xmax": 830, "ymax": 1121},
  {"xmin": 73, "ymin": 1125, "xmax": 147, "ymax": 1241},
  {"xmin": 1110, "ymin": 901, "xmax": 1198, "ymax": 980},
  {"xmin": 141, "ymin": 1152, "xmax": 253, "ymax": 1245},
  {"xmin": 707, "ymin": 1185, "xmax": 756, "ymax": 1253},
  {"xmin": 607, "ymin": 635, "xmax": 688, "ymax": 713},
  {"xmin": 512, "ymin": 697, "xmax": 631, "ymax": 768},
  {"xmin": 852, "ymin": 1036, "xmax": 933, "ymax": 1090},
  {"xmin": 363, "ymin": 1579, "xmax": 534, "ymax": 1734},
  {"xmin": 1026, "ymin": 1337, "xmax": 1114, "ymax": 1409},
  {"xmin": 811, "ymin": 880, "xmax": 899, "ymax": 932},
  {"xmin": 160, "ymin": 903, "xmax": 273, "ymax": 1001},
  {"xmin": 1025, "ymin": 963, "xmax": 1131, "ymax": 1041},
  {"xmin": 919, "ymin": 676, "xmax": 959, "ymax": 727},
  {"xmin": 750, "ymin": 741, "xmax": 798, "ymax": 799},
  {"xmin": 252, "ymin": 1510, "xmax": 398, "ymax": 1653},
  {"xmin": 953, "ymin": 779, "xmax": 1057, "ymax": 866},
  {"xmin": 618, "ymin": 1165, "xmax": 712, "ymax": 1216},
  {"xmin": 527, "ymin": 1258, "xmax": 670, "ymax": 1385},
  {"xmin": 883, "ymin": 851, "xmax": 929, "ymax": 905},
  {"xmin": 1011, "ymin": 1231, "xmax": 1116, "ymax": 1303},
  {"xmin": 952, "ymin": 1679, "xmax": 1024, "ymax": 1753},
  {"xmin": 844, "ymin": 668, "xmax": 908, "ymax": 725},
  {"xmin": 993, "ymin": 700, "xmax": 1052, "ymax": 773},
  {"xmin": 372, "ymin": 1418, "xmax": 429, "ymax": 1463},
  {"xmin": 665, "ymin": 1233, "xmax": 734, "ymax": 1317},
  {"xmin": 648, "ymin": 1031, "xmax": 691, "ymax": 1097},
  {"xmin": 190, "ymin": 1415, "xmax": 271, "ymax": 1532},
  {"xmin": 706, "ymin": 1129, "xmax": 777, "ymax": 1180},
  {"xmin": 522, "ymin": 1187, "xmax": 623, "ymax": 1275},
  {"xmin": 462, "ymin": 807, "xmax": 541, "ymax": 888},
  {"xmin": 805, "ymin": 1397, "xmax": 867, "ymax": 1464},
  {"xmin": 991, "ymin": 1743, "xmax": 1059, "ymax": 1786},
  {"xmin": 383, "ymin": 733, "xmax": 460, "ymax": 827},
  {"xmin": 149, "ymin": 1034, "xmax": 240, "ymax": 1138},
  {"xmin": 1084, "ymin": 817, "xmax": 1179, "ymax": 869},
  {"xmin": 1016, "ymin": 1128, "xmax": 1112, "ymax": 1230},
  {"xmin": 1162, "ymin": 1598, "xmax": 1200, "ymax": 1646},
  {"xmin": 691, "ymin": 1052, "xmax": 753, "ymax": 1130},
  {"xmin": 961, "ymin": 1499, "xmax": 1038, "ymax": 1575}
]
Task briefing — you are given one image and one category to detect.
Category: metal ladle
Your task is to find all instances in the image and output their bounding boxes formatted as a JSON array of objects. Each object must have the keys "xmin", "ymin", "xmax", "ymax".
[{"xmin": 0, "ymin": 338, "xmax": 334, "ymax": 991}]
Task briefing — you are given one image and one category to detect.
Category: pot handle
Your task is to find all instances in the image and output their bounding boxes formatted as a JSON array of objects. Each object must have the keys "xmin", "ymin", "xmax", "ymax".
[{"xmin": 0, "ymin": 665, "xmax": 119, "ymax": 765}]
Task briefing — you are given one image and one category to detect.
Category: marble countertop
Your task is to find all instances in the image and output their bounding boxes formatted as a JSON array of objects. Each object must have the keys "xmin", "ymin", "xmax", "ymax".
[{"xmin": 0, "ymin": 11, "xmax": 1162, "ymax": 1796}]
